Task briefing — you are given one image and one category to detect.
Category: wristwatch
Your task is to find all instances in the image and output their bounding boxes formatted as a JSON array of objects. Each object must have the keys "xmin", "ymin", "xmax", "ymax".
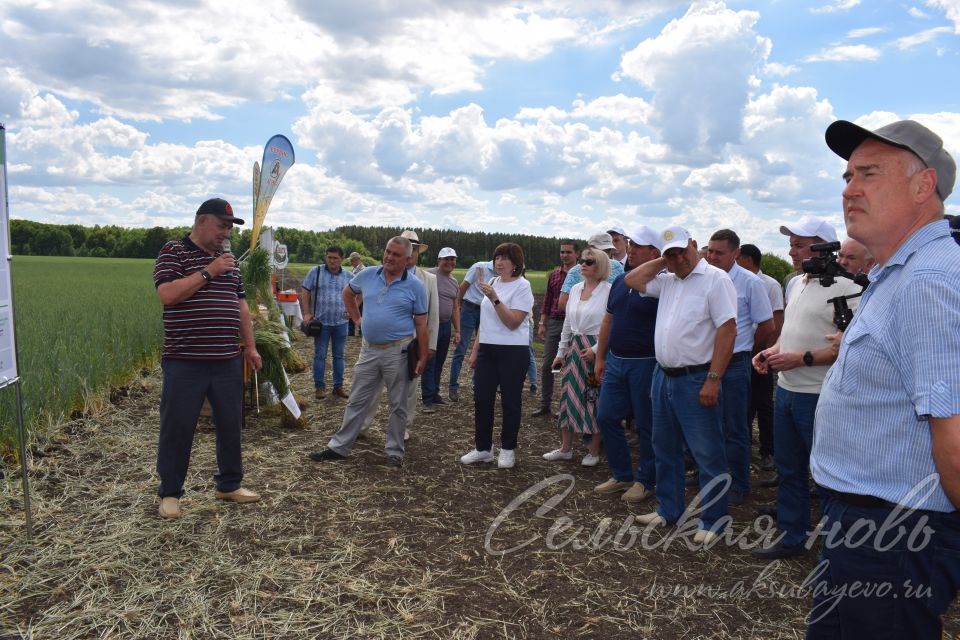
[
  {"xmin": 803, "ymin": 351, "xmax": 814, "ymax": 367},
  {"xmin": 493, "ymin": 299, "xmax": 501, "ymax": 306},
  {"xmin": 706, "ymin": 371, "xmax": 720, "ymax": 382},
  {"xmin": 200, "ymin": 269, "xmax": 211, "ymax": 282}
]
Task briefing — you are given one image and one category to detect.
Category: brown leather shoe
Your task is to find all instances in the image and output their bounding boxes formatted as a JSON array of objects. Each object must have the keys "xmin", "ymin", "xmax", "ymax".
[
  {"xmin": 214, "ymin": 487, "xmax": 261, "ymax": 504},
  {"xmin": 315, "ymin": 388, "xmax": 327, "ymax": 399},
  {"xmin": 159, "ymin": 497, "xmax": 182, "ymax": 519},
  {"xmin": 333, "ymin": 386, "xmax": 349, "ymax": 399}
]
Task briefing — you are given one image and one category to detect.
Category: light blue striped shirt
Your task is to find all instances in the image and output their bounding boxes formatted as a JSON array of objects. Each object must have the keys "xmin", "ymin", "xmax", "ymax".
[
  {"xmin": 811, "ymin": 220, "xmax": 960, "ymax": 512},
  {"xmin": 728, "ymin": 262, "xmax": 773, "ymax": 353},
  {"xmin": 302, "ymin": 265, "xmax": 353, "ymax": 326}
]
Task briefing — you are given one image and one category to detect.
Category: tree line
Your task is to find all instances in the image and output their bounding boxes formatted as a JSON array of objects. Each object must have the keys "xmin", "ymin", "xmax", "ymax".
[
  {"xmin": 9, "ymin": 220, "xmax": 581, "ymax": 270},
  {"xmin": 7, "ymin": 219, "xmax": 793, "ymax": 280}
]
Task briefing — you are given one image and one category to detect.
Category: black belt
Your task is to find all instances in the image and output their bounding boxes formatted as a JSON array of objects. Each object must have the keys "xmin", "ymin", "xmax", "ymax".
[
  {"xmin": 463, "ymin": 300, "xmax": 481, "ymax": 309},
  {"xmin": 731, "ymin": 351, "xmax": 751, "ymax": 360},
  {"xmin": 660, "ymin": 363, "xmax": 711, "ymax": 378},
  {"xmin": 826, "ymin": 487, "xmax": 899, "ymax": 510}
]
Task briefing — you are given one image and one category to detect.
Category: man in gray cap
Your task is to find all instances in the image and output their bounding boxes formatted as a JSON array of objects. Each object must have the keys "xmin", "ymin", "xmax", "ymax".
[{"xmin": 805, "ymin": 120, "xmax": 960, "ymax": 638}]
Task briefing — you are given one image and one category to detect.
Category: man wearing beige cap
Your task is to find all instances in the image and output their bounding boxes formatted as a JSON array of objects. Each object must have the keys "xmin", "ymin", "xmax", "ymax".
[
  {"xmin": 805, "ymin": 119, "xmax": 960, "ymax": 638},
  {"xmin": 624, "ymin": 225, "xmax": 737, "ymax": 545},
  {"xmin": 347, "ymin": 251, "xmax": 365, "ymax": 336}
]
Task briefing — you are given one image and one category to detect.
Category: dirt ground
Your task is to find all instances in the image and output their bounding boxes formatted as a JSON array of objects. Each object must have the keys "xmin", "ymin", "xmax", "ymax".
[{"xmin": 2, "ymin": 323, "xmax": 958, "ymax": 639}]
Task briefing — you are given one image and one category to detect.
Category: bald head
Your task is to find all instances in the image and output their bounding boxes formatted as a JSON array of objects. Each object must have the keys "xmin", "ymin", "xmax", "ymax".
[{"xmin": 837, "ymin": 238, "xmax": 875, "ymax": 275}]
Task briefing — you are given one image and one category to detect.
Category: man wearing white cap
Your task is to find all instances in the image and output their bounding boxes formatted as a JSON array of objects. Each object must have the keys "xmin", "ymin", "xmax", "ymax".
[
  {"xmin": 422, "ymin": 247, "xmax": 461, "ymax": 411},
  {"xmin": 624, "ymin": 226, "xmax": 737, "ymax": 544},
  {"xmin": 750, "ymin": 215, "xmax": 860, "ymax": 560},
  {"xmin": 805, "ymin": 119, "xmax": 960, "ymax": 637},
  {"xmin": 607, "ymin": 225, "xmax": 629, "ymax": 265}
]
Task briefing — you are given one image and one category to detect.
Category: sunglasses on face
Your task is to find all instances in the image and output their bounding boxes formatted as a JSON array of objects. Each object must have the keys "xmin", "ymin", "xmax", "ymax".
[{"xmin": 579, "ymin": 258, "xmax": 596, "ymax": 266}]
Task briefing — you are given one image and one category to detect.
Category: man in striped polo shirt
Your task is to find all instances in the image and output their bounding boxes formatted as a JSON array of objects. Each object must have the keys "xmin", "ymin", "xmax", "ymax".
[{"xmin": 153, "ymin": 198, "xmax": 263, "ymax": 520}]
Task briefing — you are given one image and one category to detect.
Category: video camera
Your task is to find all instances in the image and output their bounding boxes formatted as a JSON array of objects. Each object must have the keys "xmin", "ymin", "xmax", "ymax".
[{"xmin": 801, "ymin": 241, "xmax": 868, "ymax": 331}]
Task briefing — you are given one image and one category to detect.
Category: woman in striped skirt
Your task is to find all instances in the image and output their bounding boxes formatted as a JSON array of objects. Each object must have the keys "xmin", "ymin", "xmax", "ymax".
[{"xmin": 543, "ymin": 248, "xmax": 612, "ymax": 466}]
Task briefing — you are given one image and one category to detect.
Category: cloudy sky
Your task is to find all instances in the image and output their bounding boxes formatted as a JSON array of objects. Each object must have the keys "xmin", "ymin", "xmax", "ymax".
[{"xmin": 2, "ymin": 0, "xmax": 958, "ymax": 255}]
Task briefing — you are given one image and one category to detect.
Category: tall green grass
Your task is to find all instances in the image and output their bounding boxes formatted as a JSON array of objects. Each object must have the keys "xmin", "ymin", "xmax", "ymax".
[{"xmin": 0, "ymin": 257, "xmax": 162, "ymax": 453}]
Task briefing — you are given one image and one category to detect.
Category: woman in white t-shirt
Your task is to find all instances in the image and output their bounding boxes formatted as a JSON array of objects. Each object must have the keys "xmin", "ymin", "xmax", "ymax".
[
  {"xmin": 543, "ymin": 249, "xmax": 612, "ymax": 466},
  {"xmin": 459, "ymin": 243, "xmax": 535, "ymax": 469}
]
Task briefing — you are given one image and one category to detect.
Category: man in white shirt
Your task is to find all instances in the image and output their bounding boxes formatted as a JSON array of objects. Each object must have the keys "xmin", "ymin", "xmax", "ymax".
[
  {"xmin": 625, "ymin": 226, "xmax": 737, "ymax": 545},
  {"xmin": 751, "ymin": 216, "xmax": 860, "ymax": 559},
  {"xmin": 607, "ymin": 225, "xmax": 629, "ymax": 265}
]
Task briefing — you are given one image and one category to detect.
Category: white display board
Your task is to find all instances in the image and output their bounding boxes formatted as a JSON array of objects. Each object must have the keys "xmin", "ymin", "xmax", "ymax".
[{"xmin": 0, "ymin": 124, "xmax": 18, "ymax": 387}]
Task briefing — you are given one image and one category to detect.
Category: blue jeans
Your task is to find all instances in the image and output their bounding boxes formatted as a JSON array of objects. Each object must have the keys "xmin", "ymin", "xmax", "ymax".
[
  {"xmin": 774, "ymin": 386, "xmax": 819, "ymax": 546},
  {"xmin": 597, "ymin": 354, "xmax": 656, "ymax": 487},
  {"xmin": 449, "ymin": 301, "xmax": 481, "ymax": 392},
  {"xmin": 313, "ymin": 322, "xmax": 348, "ymax": 389},
  {"xmin": 807, "ymin": 491, "xmax": 960, "ymax": 639},
  {"xmin": 651, "ymin": 367, "xmax": 729, "ymax": 531},
  {"xmin": 422, "ymin": 320, "xmax": 452, "ymax": 404},
  {"xmin": 721, "ymin": 353, "xmax": 752, "ymax": 496}
]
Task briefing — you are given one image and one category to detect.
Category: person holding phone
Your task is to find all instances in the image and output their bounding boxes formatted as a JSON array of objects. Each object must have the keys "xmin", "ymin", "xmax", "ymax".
[
  {"xmin": 542, "ymin": 248, "xmax": 612, "ymax": 466},
  {"xmin": 459, "ymin": 243, "xmax": 534, "ymax": 469}
]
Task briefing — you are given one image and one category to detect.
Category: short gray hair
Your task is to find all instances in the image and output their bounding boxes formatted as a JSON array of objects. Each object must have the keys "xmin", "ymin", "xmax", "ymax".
[{"xmin": 386, "ymin": 236, "xmax": 413, "ymax": 257}]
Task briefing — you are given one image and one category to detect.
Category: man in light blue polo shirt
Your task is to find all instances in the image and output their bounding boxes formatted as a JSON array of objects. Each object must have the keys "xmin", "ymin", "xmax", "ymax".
[
  {"xmin": 309, "ymin": 236, "xmax": 428, "ymax": 468},
  {"xmin": 805, "ymin": 120, "xmax": 960, "ymax": 638},
  {"xmin": 706, "ymin": 229, "xmax": 774, "ymax": 505},
  {"xmin": 448, "ymin": 258, "xmax": 494, "ymax": 402}
]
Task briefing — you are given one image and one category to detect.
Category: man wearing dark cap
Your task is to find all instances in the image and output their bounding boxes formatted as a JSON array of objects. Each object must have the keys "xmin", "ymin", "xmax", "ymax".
[
  {"xmin": 806, "ymin": 120, "xmax": 960, "ymax": 638},
  {"xmin": 152, "ymin": 198, "xmax": 263, "ymax": 520}
]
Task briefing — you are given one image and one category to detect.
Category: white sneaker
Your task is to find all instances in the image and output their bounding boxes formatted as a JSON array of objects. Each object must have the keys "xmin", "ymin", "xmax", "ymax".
[
  {"xmin": 542, "ymin": 448, "xmax": 573, "ymax": 461},
  {"xmin": 581, "ymin": 453, "xmax": 600, "ymax": 467},
  {"xmin": 498, "ymin": 449, "xmax": 516, "ymax": 468},
  {"xmin": 636, "ymin": 512, "xmax": 667, "ymax": 527},
  {"xmin": 693, "ymin": 529, "xmax": 721, "ymax": 545},
  {"xmin": 460, "ymin": 449, "xmax": 495, "ymax": 465}
]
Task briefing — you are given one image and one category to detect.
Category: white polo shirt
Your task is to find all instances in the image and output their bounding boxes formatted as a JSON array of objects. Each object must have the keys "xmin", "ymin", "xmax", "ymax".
[
  {"xmin": 645, "ymin": 259, "xmax": 737, "ymax": 368},
  {"xmin": 758, "ymin": 270, "xmax": 785, "ymax": 314}
]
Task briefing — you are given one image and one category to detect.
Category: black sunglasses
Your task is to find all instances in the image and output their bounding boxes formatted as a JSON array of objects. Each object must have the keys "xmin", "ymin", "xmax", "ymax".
[{"xmin": 579, "ymin": 258, "xmax": 596, "ymax": 266}]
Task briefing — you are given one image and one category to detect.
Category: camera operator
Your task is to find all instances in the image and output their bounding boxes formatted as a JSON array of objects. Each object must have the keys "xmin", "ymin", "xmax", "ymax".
[{"xmin": 750, "ymin": 216, "xmax": 862, "ymax": 560}]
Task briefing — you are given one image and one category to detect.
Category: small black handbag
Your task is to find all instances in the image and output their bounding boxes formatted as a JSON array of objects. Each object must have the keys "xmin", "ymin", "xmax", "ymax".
[
  {"xmin": 300, "ymin": 318, "xmax": 324, "ymax": 336},
  {"xmin": 300, "ymin": 265, "xmax": 325, "ymax": 336}
]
